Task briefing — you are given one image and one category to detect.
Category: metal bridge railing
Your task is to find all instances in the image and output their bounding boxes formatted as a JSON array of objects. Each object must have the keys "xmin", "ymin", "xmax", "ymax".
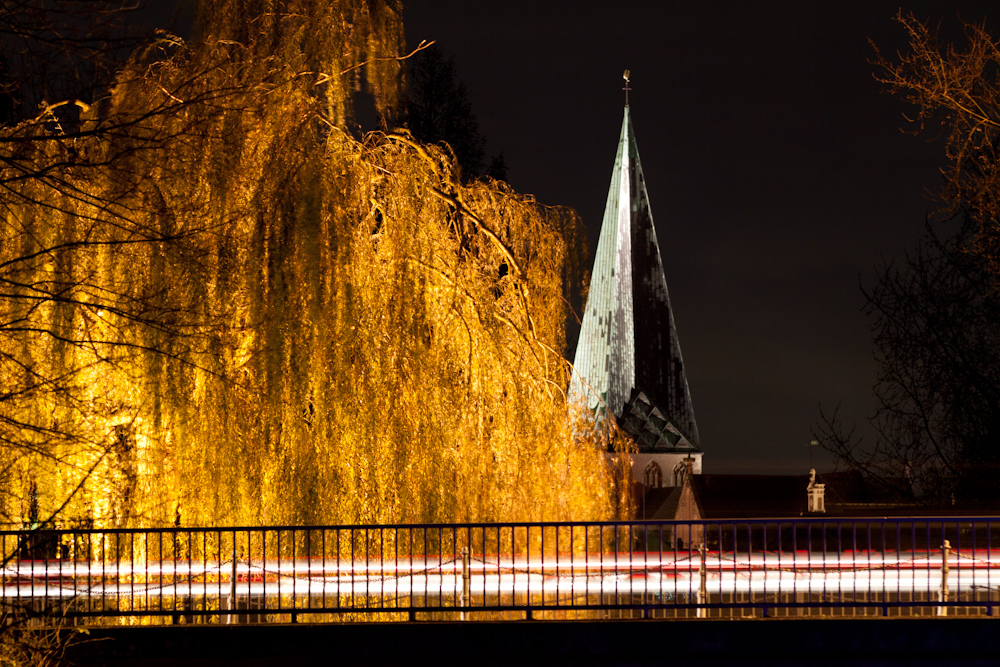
[{"xmin": 3, "ymin": 518, "xmax": 1000, "ymax": 625}]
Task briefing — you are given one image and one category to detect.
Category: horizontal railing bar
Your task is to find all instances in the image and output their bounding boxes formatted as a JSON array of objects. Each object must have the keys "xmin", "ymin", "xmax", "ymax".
[
  {"xmin": 2, "ymin": 515, "xmax": 999, "ymax": 536},
  {"xmin": 3, "ymin": 552, "xmax": 997, "ymax": 577}
]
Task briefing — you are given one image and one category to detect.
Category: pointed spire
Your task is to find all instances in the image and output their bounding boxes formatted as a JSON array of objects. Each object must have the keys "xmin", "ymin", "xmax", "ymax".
[{"xmin": 569, "ymin": 106, "xmax": 699, "ymax": 448}]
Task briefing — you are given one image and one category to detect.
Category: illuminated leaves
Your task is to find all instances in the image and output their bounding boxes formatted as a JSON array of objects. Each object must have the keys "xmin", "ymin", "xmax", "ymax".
[
  {"xmin": 0, "ymin": 1, "xmax": 620, "ymax": 528},
  {"xmin": 876, "ymin": 12, "xmax": 1000, "ymax": 271}
]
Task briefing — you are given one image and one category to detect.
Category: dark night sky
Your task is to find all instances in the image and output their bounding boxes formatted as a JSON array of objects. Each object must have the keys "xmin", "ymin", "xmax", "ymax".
[{"xmin": 403, "ymin": 1, "xmax": 996, "ymax": 474}]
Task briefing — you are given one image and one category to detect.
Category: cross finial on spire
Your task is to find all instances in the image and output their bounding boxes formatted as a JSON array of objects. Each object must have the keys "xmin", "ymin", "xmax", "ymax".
[{"xmin": 622, "ymin": 69, "xmax": 631, "ymax": 106}]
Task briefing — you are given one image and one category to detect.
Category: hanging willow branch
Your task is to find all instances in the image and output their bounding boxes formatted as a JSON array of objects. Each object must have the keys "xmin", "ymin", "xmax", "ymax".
[{"xmin": 0, "ymin": 1, "xmax": 624, "ymax": 530}]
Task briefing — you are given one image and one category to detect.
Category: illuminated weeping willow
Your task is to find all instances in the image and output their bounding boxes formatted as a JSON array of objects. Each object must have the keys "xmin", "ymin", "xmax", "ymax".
[{"xmin": 0, "ymin": 1, "xmax": 625, "ymax": 528}]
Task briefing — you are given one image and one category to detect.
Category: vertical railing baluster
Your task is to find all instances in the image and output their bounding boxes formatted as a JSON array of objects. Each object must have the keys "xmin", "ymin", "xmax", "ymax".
[
  {"xmin": 228, "ymin": 531, "xmax": 236, "ymax": 625},
  {"xmin": 821, "ymin": 521, "xmax": 828, "ymax": 611},
  {"xmin": 348, "ymin": 528, "xmax": 353, "ymax": 611},
  {"xmin": 696, "ymin": 541, "xmax": 706, "ymax": 618},
  {"xmin": 321, "ymin": 528, "xmax": 327, "ymax": 613},
  {"xmin": 626, "ymin": 522, "xmax": 633, "ymax": 616},
  {"xmin": 542, "ymin": 524, "xmax": 546, "ymax": 612},
  {"xmin": 305, "ymin": 529, "xmax": 311, "ymax": 615},
  {"xmin": 336, "ymin": 528, "xmax": 341, "ymax": 613},
  {"xmin": 851, "ymin": 521, "xmax": 858, "ymax": 612},
  {"xmin": 913, "ymin": 520, "xmax": 920, "ymax": 612},
  {"xmin": 986, "ymin": 519, "xmax": 993, "ymax": 616},
  {"xmin": 531, "ymin": 524, "xmax": 537, "ymax": 614},
  {"xmin": 363, "ymin": 527, "xmax": 369, "ymax": 611},
  {"xmin": 152, "ymin": 533, "xmax": 158, "ymax": 619},
  {"xmin": 745, "ymin": 523, "xmax": 751, "ymax": 615},
  {"xmin": 2, "ymin": 534, "xmax": 5, "ymax": 615},
  {"xmin": 421, "ymin": 526, "xmax": 427, "ymax": 613},
  {"xmin": 437, "ymin": 526, "xmax": 442, "ymax": 612},
  {"xmin": 497, "ymin": 524, "xmax": 503, "ymax": 612},
  {"xmin": 926, "ymin": 521, "xmax": 933, "ymax": 614},
  {"xmin": 599, "ymin": 524, "xmax": 604, "ymax": 616},
  {"xmin": 392, "ymin": 527, "xmax": 397, "ymax": 614},
  {"xmin": 275, "ymin": 528, "xmax": 281, "ymax": 617},
  {"xmin": 260, "ymin": 528, "xmax": 266, "ymax": 618},
  {"xmin": 213, "ymin": 529, "xmax": 218, "ymax": 624},
  {"xmin": 143, "ymin": 532, "xmax": 148, "ymax": 618},
  {"xmin": 762, "ymin": 523, "xmax": 768, "ymax": 614},
  {"xmin": 404, "ymin": 526, "xmax": 411, "ymax": 617},
  {"xmin": 460, "ymin": 545, "xmax": 469, "ymax": 620},
  {"xmin": 556, "ymin": 523, "xmax": 561, "ymax": 611},
  {"xmin": 970, "ymin": 520, "xmax": 977, "ymax": 615},
  {"xmin": 887, "ymin": 521, "xmax": 894, "ymax": 616}
]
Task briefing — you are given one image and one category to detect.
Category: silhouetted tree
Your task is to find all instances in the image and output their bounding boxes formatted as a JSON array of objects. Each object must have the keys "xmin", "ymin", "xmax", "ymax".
[
  {"xmin": 817, "ymin": 214, "xmax": 1000, "ymax": 503},
  {"xmin": 486, "ymin": 151, "xmax": 508, "ymax": 182},
  {"xmin": 404, "ymin": 45, "xmax": 486, "ymax": 179},
  {"xmin": 0, "ymin": 0, "xmax": 162, "ymax": 125},
  {"xmin": 0, "ymin": 55, "xmax": 17, "ymax": 127},
  {"xmin": 825, "ymin": 10, "xmax": 1000, "ymax": 503}
]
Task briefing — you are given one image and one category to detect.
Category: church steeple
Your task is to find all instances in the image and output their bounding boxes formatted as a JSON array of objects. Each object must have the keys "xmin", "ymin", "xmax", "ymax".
[{"xmin": 569, "ymin": 105, "xmax": 699, "ymax": 450}]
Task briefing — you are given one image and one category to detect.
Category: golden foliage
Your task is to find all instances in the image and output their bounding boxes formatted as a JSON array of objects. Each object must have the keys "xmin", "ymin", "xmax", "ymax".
[
  {"xmin": 875, "ymin": 12, "xmax": 1000, "ymax": 268},
  {"xmin": 0, "ymin": 2, "xmax": 620, "ymax": 527},
  {"xmin": 0, "ymin": 624, "xmax": 72, "ymax": 667},
  {"xmin": 193, "ymin": 0, "xmax": 406, "ymax": 127}
]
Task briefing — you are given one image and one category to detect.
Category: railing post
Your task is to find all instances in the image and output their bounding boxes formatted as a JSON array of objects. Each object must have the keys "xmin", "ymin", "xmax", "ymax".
[
  {"xmin": 460, "ymin": 546, "xmax": 470, "ymax": 621},
  {"xmin": 938, "ymin": 539, "xmax": 950, "ymax": 617},
  {"xmin": 697, "ymin": 542, "xmax": 707, "ymax": 618}
]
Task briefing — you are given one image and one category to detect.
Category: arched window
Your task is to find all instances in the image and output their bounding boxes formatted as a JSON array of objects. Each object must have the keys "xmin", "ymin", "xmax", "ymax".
[
  {"xmin": 644, "ymin": 460, "xmax": 662, "ymax": 489},
  {"xmin": 673, "ymin": 460, "xmax": 687, "ymax": 487}
]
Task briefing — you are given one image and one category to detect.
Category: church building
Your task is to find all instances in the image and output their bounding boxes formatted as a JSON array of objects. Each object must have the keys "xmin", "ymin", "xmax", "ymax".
[{"xmin": 569, "ymin": 98, "xmax": 702, "ymax": 491}]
